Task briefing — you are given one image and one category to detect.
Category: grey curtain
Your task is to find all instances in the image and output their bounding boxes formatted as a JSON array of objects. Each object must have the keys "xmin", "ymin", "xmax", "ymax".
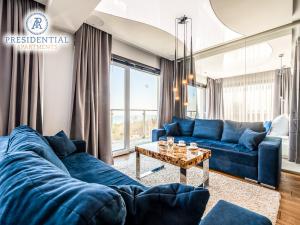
[
  {"xmin": 174, "ymin": 61, "xmax": 186, "ymax": 118},
  {"xmin": 289, "ymin": 27, "xmax": 300, "ymax": 164},
  {"xmin": 158, "ymin": 58, "xmax": 174, "ymax": 127},
  {"xmin": 206, "ymin": 78, "xmax": 224, "ymax": 119},
  {"xmin": 0, "ymin": 0, "xmax": 43, "ymax": 136},
  {"xmin": 273, "ymin": 68, "xmax": 292, "ymax": 118},
  {"xmin": 70, "ymin": 24, "xmax": 113, "ymax": 164}
]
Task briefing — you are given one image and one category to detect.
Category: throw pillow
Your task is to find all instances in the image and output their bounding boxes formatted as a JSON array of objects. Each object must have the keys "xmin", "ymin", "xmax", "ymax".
[
  {"xmin": 221, "ymin": 120, "xmax": 265, "ymax": 143},
  {"xmin": 172, "ymin": 116, "xmax": 195, "ymax": 136},
  {"xmin": 163, "ymin": 122, "xmax": 180, "ymax": 136},
  {"xmin": 263, "ymin": 121, "xmax": 272, "ymax": 134},
  {"xmin": 6, "ymin": 125, "xmax": 70, "ymax": 174},
  {"xmin": 110, "ymin": 183, "xmax": 210, "ymax": 225},
  {"xmin": 46, "ymin": 130, "xmax": 77, "ymax": 159},
  {"xmin": 269, "ymin": 114, "xmax": 289, "ymax": 136},
  {"xmin": 238, "ymin": 129, "xmax": 267, "ymax": 151}
]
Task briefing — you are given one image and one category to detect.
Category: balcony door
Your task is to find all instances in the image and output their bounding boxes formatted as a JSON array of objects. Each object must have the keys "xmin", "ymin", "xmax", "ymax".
[{"xmin": 110, "ymin": 62, "xmax": 159, "ymax": 154}]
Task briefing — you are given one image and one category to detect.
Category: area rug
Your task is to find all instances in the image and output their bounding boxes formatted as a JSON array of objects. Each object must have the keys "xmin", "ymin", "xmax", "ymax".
[{"xmin": 114, "ymin": 154, "xmax": 280, "ymax": 224}]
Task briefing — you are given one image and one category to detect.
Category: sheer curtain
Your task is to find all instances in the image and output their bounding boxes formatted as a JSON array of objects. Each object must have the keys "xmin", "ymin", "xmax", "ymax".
[{"xmin": 223, "ymin": 70, "xmax": 275, "ymax": 122}]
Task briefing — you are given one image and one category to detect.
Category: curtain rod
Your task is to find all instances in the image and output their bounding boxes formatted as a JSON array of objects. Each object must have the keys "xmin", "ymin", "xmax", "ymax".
[{"xmin": 111, "ymin": 54, "xmax": 160, "ymax": 74}]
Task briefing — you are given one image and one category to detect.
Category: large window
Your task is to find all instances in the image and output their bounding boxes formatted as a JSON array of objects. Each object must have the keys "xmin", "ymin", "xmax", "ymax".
[
  {"xmin": 186, "ymin": 85, "xmax": 206, "ymax": 119},
  {"xmin": 110, "ymin": 63, "xmax": 159, "ymax": 152}
]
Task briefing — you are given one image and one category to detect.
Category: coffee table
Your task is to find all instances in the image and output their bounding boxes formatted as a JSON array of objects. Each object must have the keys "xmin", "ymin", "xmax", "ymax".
[{"xmin": 135, "ymin": 142, "xmax": 211, "ymax": 187}]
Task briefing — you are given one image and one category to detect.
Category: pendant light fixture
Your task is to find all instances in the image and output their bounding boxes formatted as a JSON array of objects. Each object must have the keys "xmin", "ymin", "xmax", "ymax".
[{"xmin": 173, "ymin": 15, "xmax": 194, "ymax": 106}]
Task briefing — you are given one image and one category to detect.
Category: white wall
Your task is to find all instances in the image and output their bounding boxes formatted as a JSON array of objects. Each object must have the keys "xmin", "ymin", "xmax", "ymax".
[
  {"xmin": 112, "ymin": 38, "xmax": 160, "ymax": 69},
  {"xmin": 42, "ymin": 37, "xmax": 74, "ymax": 136}
]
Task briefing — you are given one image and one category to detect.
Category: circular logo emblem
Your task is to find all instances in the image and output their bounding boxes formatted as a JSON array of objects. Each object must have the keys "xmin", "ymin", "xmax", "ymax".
[{"xmin": 25, "ymin": 12, "xmax": 48, "ymax": 35}]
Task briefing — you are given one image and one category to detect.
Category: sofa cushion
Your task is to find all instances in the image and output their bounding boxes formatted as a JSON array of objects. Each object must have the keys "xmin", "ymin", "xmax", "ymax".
[
  {"xmin": 6, "ymin": 125, "xmax": 69, "ymax": 174},
  {"xmin": 192, "ymin": 119, "xmax": 223, "ymax": 141},
  {"xmin": 172, "ymin": 117, "xmax": 195, "ymax": 136},
  {"xmin": 221, "ymin": 120, "xmax": 265, "ymax": 143},
  {"xmin": 239, "ymin": 129, "xmax": 267, "ymax": 151},
  {"xmin": 199, "ymin": 200, "xmax": 272, "ymax": 225},
  {"xmin": 0, "ymin": 136, "xmax": 9, "ymax": 161},
  {"xmin": 164, "ymin": 122, "xmax": 180, "ymax": 136},
  {"xmin": 110, "ymin": 183, "xmax": 209, "ymax": 225},
  {"xmin": 195, "ymin": 139, "xmax": 258, "ymax": 167},
  {"xmin": 45, "ymin": 130, "xmax": 77, "ymax": 159},
  {"xmin": 63, "ymin": 152, "xmax": 143, "ymax": 187},
  {"xmin": 0, "ymin": 151, "xmax": 126, "ymax": 225}
]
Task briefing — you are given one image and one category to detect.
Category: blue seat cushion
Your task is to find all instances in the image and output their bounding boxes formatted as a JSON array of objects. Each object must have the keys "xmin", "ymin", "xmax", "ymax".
[
  {"xmin": 45, "ymin": 130, "xmax": 77, "ymax": 159},
  {"xmin": 62, "ymin": 152, "xmax": 144, "ymax": 187},
  {"xmin": 111, "ymin": 183, "xmax": 209, "ymax": 225},
  {"xmin": 163, "ymin": 122, "xmax": 180, "ymax": 136},
  {"xmin": 195, "ymin": 139, "xmax": 258, "ymax": 167},
  {"xmin": 6, "ymin": 125, "xmax": 69, "ymax": 174},
  {"xmin": 199, "ymin": 200, "xmax": 272, "ymax": 225},
  {"xmin": 159, "ymin": 136, "xmax": 200, "ymax": 145},
  {"xmin": 239, "ymin": 129, "xmax": 267, "ymax": 151},
  {"xmin": 221, "ymin": 120, "xmax": 265, "ymax": 143},
  {"xmin": 192, "ymin": 119, "xmax": 223, "ymax": 140},
  {"xmin": 0, "ymin": 151, "xmax": 126, "ymax": 225},
  {"xmin": 172, "ymin": 117, "xmax": 195, "ymax": 136}
]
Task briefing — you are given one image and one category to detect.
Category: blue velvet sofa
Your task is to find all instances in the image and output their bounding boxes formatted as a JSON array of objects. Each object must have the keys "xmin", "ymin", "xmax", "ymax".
[
  {"xmin": 152, "ymin": 117, "xmax": 282, "ymax": 188},
  {"xmin": 0, "ymin": 126, "xmax": 272, "ymax": 225}
]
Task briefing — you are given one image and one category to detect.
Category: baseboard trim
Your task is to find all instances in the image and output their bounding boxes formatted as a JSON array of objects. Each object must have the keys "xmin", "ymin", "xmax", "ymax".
[{"xmin": 282, "ymin": 169, "xmax": 300, "ymax": 176}]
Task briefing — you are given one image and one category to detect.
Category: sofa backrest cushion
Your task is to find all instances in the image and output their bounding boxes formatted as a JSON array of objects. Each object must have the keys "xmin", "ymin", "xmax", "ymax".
[
  {"xmin": 110, "ymin": 183, "xmax": 209, "ymax": 225},
  {"xmin": 163, "ymin": 122, "xmax": 180, "ymax": 136},
  {"xmin": 238, "ymin": 129, "xmax": 267, "ymax": 151},
  {"xmin": 192, "ymin": 119, "xmax": 223, "ymax": 140},
  {"xmin": 6, "ymin": 125, "xmax": 69, "ymax": 174},
  {"xmin": 45, "ymin": 130, "xmax": 77, "ymax": 159},
  {"xmin": 172, "ymin": 117, "xmax": 195, "ymax": 136},
  {"xmin": 0, "ymin": 151, "xmax": 126, "ymax": 225},
  {"xmin": 221, "ymin": 120, "xmax": 265, "ymax": 143}
]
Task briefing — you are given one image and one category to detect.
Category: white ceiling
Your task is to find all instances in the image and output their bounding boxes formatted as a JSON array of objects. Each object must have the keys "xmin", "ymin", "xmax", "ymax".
[
  {"xmin": 86, "ymin": 11, "xmax": 183, "ymax": 59},
  {"xmin": 96, "ymin": 0, "xmax": 242, "ymax": 54},
  {"xmin": 35, "ymin": 0, "xmax": 294, "ymax": 78},
  {"xmin": 196, "ymin": 33, "xmax": 292, "ymax": 79},
  {"xmin": 40, "ymin": 0, "xmax": 101, "ymax": 33},
  {"xmin": 210, "ymin": 0, "xmax": 293, "ymax": 35}
]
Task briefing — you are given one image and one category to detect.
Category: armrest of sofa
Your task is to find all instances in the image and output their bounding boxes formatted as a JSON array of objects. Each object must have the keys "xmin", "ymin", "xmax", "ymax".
[
  {"xmin": 199, "ymin": 200, "xmax": 272, "ymax": 225},
  {"xmin": 258, "ymin": 137, "xmax": 282, "ymax": 188},
  {"xmin": 71, "ymin": 140, "xmax": 86, "ymax": 153},
  {"xmin": 152, "ymin": 129, "xmax": 166, "ymax": 142}
]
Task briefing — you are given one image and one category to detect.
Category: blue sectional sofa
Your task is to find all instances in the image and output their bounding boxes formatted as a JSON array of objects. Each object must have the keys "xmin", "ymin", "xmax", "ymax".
[
  {"xmin": 152, "ymin": 117, "xmax": 282, "ymax": 188},
  {"xmin": 0, "ymin": 126, "xmax": 272, "ymax": 225}
]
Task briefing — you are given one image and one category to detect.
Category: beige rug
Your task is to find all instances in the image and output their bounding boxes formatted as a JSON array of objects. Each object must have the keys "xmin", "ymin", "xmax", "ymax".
[{"xmin": 114, "ymin": 154, "xmax": 280, "ymax": 224}]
